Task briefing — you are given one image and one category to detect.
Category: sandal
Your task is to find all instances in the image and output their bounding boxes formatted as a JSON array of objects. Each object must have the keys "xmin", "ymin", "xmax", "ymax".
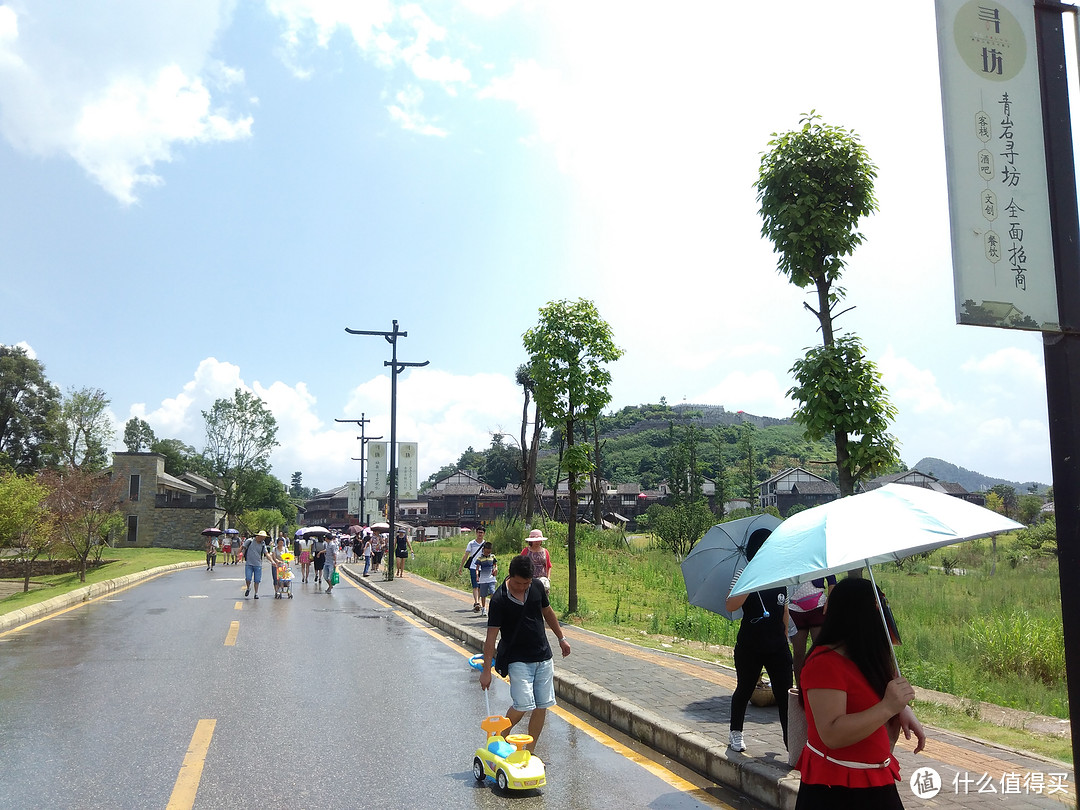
[{"xmin": 473, "ymin": 602, "xmax": 481, "ymax": 612}]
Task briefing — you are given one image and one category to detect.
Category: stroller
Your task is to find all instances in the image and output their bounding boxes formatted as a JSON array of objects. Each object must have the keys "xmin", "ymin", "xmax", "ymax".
[{"xmin": 277, "ymin": 562, "xmax": 294, "ymax": 598}]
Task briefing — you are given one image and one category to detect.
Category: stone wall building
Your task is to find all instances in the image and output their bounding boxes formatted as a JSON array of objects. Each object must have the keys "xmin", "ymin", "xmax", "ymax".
[{"xmin": 111, "ymin": 452, "xmax": 225, "ymax": 550}]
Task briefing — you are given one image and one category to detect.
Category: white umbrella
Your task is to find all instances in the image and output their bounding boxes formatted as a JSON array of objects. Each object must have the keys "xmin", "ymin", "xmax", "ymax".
[
  {"xmin": 301, "ymin": 526, "xmax": 331, "ymax": 536},
  {"xmin": 729, "ymin": 484, "xmax": 1023, "ymax": 671},
  {"xmin": 729, "ymin": 484, "xmax": 1023, "ymax": 597}
]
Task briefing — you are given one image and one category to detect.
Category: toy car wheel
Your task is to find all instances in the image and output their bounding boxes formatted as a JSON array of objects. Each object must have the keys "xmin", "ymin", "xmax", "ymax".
[
  {"xmin": 473, "ymin": 757, "xmax": 485, "ymax": 782},
  {"xmin": 496, "ymin": 769, "xmax": 509, "ymax": 791}
]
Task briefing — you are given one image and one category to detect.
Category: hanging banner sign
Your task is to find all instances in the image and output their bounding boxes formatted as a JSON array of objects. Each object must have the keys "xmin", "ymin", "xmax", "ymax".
[
  {"xmin": 365, "ymin": 442, "xmax": 388, "ymax": 497},
  {"xmin": 397, "ymin": 442, "xmax": 419, "ymax": 500},
  {"xmin": 935, "ymin": 0, "xmax": 1059, "ymax": 331},
  {"xmin": 347, "ymin": 481, "xmax": 360, "ymax": 514}
]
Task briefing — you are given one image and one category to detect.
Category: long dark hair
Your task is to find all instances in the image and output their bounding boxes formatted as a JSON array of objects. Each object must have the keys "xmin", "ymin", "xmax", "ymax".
[{"xmin": 811, "ymin": 577, "xmax": 894, "ymax": 697}]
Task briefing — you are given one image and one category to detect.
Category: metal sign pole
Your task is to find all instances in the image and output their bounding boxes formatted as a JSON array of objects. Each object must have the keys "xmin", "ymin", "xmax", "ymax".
[{"xmin": 1034, "ymin": 0, "xmax": 1080, "ymax": 768}]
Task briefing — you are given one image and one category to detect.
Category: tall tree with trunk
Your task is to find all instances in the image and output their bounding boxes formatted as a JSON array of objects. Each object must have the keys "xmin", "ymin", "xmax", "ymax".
[
  {"xmin": 0, "ymin": 345, "xmax": 61, "ymax": 473},
  {"xmin": 523, "ymin": 299, "xmax": 623, "ymax": 613},
  {"xmin": 0, "ymin": 471, "xmax": 56, "ymax": 592},
  {"xmin": 56, "ymin": 387, "xmax": 115, "ymax": 471},
  {"xmin": 515, "ymin": 363, "xmax": 543, "ymax": 527},
  {"xmin": 756, "ymin": 113, "xmax": 899, "ymax": 496},
  {"xmin": 123, "ymin": 417, "xmax": 156, "ymax": 452},
  {"xmin": 41, "ymin": 467, "xmax": 125, "ymax": 582},
  {"xmin": 203, "ymin": 389, "xmax": 279, "ymax": 523}
]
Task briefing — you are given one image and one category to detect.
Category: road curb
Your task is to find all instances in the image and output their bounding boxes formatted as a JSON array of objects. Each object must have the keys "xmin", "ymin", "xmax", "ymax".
[
  {"xmin": 344, "ymin": 567, "xmax": 797, "ymax": 810},
  {"xmin": 0, "ymin": 561, "xmax": 204, "ymax": 634}
]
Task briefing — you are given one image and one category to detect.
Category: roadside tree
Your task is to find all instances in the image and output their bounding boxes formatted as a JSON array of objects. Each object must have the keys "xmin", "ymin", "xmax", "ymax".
[
  {"xmin": 523, "ymin": 299, "xmax": 623, "ymax": 613},
  {"xmin": 41, "ymin": 467, "xmax": 125, "ymax": 582},
  {"xmin": 0, "ymin": 471, "xmax": 56, "ymax": 592},
  {"xmin": 515, "ymin": 363, "xmax": 544, "ymax": 527},
  {"xmin": 55, "ymin": 387, "xmax": 115, "ymax": 471},
  {"xmin": 203, "ymin": 389, "xmax": 279, "ymax": 522},
  {"xmin": 0, "ymin": 345, "xmax": 61, "ymax": 473},
  {"xmin": 123, "ymin": 417, "xmax": 156, "ymax": 452},
  {"xmin": 756, "ymin": 113, "xmax": 899, "ymax": 496}
]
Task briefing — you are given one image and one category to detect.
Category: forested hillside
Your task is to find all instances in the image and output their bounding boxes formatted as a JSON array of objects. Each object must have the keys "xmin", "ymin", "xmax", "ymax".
[{"xmin": 422, "ymin": 402, "xmax": 851, "ymax": 495}]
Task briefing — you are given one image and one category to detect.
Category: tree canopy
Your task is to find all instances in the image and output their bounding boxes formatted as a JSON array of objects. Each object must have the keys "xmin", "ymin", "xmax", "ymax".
[
  {"xmin": 523, "ymin": 298, "xmax": 623, "ymax": 613},
  {"xmin": 203, "ymin": 389, "xmax": 280, "ymax": 521},
  {"xmin": 0, "ymin": 345, "xmax": 61, "ymax": 473}
]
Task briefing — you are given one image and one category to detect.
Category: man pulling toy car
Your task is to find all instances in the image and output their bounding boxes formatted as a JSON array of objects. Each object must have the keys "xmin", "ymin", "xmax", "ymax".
[{"xmin": 478, "ymin": 554, "xmax": 571, "ymax": 752}]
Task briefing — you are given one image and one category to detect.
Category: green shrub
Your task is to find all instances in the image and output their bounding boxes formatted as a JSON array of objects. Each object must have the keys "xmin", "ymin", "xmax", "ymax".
[{"xmin": 968, "ymin": 610, "xmax": 1065, "ymax": 685}]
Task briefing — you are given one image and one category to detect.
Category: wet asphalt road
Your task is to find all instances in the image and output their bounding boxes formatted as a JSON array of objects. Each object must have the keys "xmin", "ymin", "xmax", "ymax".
[{"xmin": 0, "ymin": 566, "xmax": 760, "ymax": 809}]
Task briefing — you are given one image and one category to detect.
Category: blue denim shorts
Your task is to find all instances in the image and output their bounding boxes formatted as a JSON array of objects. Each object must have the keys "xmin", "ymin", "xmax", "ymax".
[
  {"xmin": 245, "ymin": 563, "xmax": 262, "ymax": 584},
  {"xmin": 508, "ymin": 659, "xmax": 555, "ymax": 712}
]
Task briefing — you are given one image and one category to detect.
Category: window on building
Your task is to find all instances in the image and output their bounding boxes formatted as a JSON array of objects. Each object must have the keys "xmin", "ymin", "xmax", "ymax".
[
  {"xmin": 622, "ymin": 496, "xmax": 636, "ymax": 506},
  {"xmin": 126, "ymin": 515, "xmax": 138, "ymax": 544},
  {"xmin": 129, "ymin": 474, "xmax": 140, "ymax": 501}
]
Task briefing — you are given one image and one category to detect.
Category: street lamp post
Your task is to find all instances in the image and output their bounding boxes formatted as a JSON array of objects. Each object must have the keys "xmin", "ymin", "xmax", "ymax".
[
  {"xmin": 335, "ymin": 414, "xmax": 382, "ymax": 526},
  {"xmin": 345, "ymin": 319, "xmax": 428, "ymax": 581}
]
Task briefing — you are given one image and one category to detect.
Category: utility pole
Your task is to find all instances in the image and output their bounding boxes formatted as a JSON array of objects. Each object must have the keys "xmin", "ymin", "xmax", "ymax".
[
  {"xmin": 1034, "ymin": 0, "xmax": 1080, "ymax": 768},
  {"xmin": 335, "ymin": 414, "xmax": 381, "ymax": 526},
  {"xmin": 345, "ymin": 320, "xmax": 428, "ymax": 581}
]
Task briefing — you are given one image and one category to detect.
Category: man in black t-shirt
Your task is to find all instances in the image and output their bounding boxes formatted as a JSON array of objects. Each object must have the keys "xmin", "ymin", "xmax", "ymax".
[{"xmin": 479, "ymin": 555, "xmax": 570, "ymax": 751}]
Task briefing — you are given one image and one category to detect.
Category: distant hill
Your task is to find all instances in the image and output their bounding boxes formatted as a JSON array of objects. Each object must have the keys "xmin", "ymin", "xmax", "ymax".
[{"xmin": 913, "ymin": 457, "xmax": 1049, "ymax": 495}]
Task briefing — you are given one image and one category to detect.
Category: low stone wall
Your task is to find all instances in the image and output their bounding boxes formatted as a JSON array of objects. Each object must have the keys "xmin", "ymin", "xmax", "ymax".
[{"xmin": 0, "ymin": 559, "xmax": 112, "ymax": 578}]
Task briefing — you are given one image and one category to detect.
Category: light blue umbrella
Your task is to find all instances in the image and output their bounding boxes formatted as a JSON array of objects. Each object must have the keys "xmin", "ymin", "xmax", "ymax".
[
  {"xmin": 729, "ymin": 484, "xmax": 1023, "ymax": 597},
  {"xmin": 728, "ymin": 484, "xmax": 1023, "ymax": 670},
  {"xmin": 680, "ymin": 514, "xmax": 782, "ymax": 620}
]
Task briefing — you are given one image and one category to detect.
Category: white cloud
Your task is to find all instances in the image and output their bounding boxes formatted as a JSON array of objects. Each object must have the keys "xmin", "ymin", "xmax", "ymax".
[
  {"xmin": 0, "ymin": 1, "xmax": 251, "ymax": 203},
  {"xmin": 120, "ymin": 358, "xmax": 523, "ymax": 492},
  {"xmin": 387, "ymin": 85, "xmax": 447, "ymax": 137},
  {"xmin": 690, "ymin": 370, "xmax": 792, "ymax": 419},
  {"xmin": 878, "ymin": 348, "xmax": 955, "ymax": 415}
]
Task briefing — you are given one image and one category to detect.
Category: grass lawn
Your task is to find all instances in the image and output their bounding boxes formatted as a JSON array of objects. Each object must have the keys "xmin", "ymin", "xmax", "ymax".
[{"xmin": 0, "ymin": 547, "xmax": 204, "ymax": 616}]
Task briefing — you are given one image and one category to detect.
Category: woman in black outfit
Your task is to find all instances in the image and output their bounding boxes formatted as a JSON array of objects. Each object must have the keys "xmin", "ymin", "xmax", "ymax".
[{"xmin": 724, "ymin": 528, "xmax": 792, "ymax": 753}]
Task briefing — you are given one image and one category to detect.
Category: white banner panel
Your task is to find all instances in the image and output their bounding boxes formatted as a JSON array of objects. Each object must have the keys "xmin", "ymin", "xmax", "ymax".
[
  {"xmin": 365, "ymin": 442, "xmax": 388, "ymax": 497},
  {"xmin": 347, "ymin": 481, "xmax": 360, "ymax": 514},
  {"xmin": 397, "ymin": 442, "xmax": 419, "ymax": 500},
  {"xmin": 936, "ymin": 0, "xmax": 1059, "ymax": 331}
]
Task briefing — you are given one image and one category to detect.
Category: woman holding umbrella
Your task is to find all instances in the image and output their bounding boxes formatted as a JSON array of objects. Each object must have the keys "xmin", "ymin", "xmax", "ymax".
[
  {"xmin": 795, "ymin": 577, "xmax": 924, "ymax": 810},
  {"xmin": 724, "ymin": 528, "xmax": 792, "ymax": 754}
]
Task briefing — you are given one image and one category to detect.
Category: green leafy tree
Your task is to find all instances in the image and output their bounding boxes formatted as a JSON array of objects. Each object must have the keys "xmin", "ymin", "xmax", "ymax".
[
  {"xmin": 55, "ymin": 387, "xmax": 115, "ymax": 471},
  {"xmin": 481, "ymin": 433, "xmax": 520, "ymax": 490},
  {"xmin": 239, "ymin": 507, "xmax": 289, "ymax": 535},
  {"xmin": 202, "ymin": 389, "xmax": 280, "ymax": 522},
  {"xmin": 737, "ymin": 422, "xmax": 758, "ymax": 502},
  {"xmin": 523, "ymin": 298, "xmax": 623, "ymax": 613},
  {"xmin": 41, "ymin": 467, "xmax": 125, "ymax": 582},
  {"xmin": 123, "ymin": 417, "xmax": 156, "ymax": 452},
  {"xmin": 756, "ymin": 113, "xmax": 899, "ymax": 496},
  {"xmin": 1018, "ymin": 494, "xmax": 1043, "ymax": 525},
  {"xmin": 0, "ymin": 471, "xmax": 56, "ymax": 592},
  {"xmin": 788, "ymin": 336, "xmax": 899, "ymax": 495},
  {"xmin": 647, "ymin": 501, "xmax": 714, "ymax": 559},
  {"xmin": 149, "ymin": 437, "xmax": 213, "ymax": 479},
  {"xmin": 990, "ymin": 484, "xmax": 1019, "ymax": 520},
  {"xmin": 0, "ymin": 346, "xmax": 61, "ymax": 473}
]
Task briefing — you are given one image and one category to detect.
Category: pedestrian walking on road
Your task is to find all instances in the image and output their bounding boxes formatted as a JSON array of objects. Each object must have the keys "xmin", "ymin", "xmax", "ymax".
[
  {"xmin": 795, "ymin": 577, "xmax": 925, "ymax": 810},
  {"xmin": 724, "ymin": 527, "xmax": 793, "ymax": 754},
  {"xmin": 312, "ymin": 537, "xmax": 327, "ymax": 587},
  {"xmin": 362, "ymin": 533, "xmax": 373, "ymax": 577},
  {"xmin": 205, "ymin": 534, "xmax": 219, "ymax": 571},
  {"xmin": 298, "ymin": 535, "xmax": 312, "ymax": 583},
  {"xmin": 323, "ymin": 538, "xmax": 338, "ymax": 594},
  {"xmin": 458, "ymin": 526, "xmax": 486, "ymax": 612},
  {"xmin": 471, "ymin": 541, "xmax": 497, "ymax": 615},
  {"xmin": 394, "ymin": 528, "xmax": 413, "ymax": 578},
  {"xmin": 478, "ymin": 554, "xmax": 570, "ymax": 753},
  {"xmin": 372, "ymin": 531, "xmax": 387, "ymax": 573},
  {"xmin": 242, "ymin": 531, "xmax": 271, "ymax": 599},
  {"xmin": 520, "ymin": 529, "xmax": 552, "ymax": 593}
]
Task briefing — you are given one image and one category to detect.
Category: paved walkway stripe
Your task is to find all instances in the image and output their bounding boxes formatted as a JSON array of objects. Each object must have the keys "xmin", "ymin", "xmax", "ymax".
[
  {"xmin": 224, "ymin": 620, "xmax": 239, "ymax": 646},
  {"xmin": 166, "ymin": 718, "xmax": 216, "ymax": 810}
]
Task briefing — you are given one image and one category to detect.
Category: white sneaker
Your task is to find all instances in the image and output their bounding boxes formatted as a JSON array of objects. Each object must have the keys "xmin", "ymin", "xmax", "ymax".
[
  {"xmin": 729, "ymin": 730, "xmax": 745, "ymax": 752},
  {"xmin": 481, "ymin": 608, "xmax": 487, "ymax": 616}
]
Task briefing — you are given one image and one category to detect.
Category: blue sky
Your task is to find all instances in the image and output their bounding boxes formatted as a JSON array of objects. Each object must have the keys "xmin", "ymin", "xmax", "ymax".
[{"xmin": 0, "ymin": 0, "xmax": 1062, "ymax": 491}]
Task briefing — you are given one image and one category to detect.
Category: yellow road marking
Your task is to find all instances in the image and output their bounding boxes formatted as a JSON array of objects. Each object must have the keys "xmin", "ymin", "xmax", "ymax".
[
  {"xmin": 234, "ymin": 601, "xmax": 242, "ymax": 610},
  {"xmin": 166, "ymin": 718, "xmax": 216, "ymax": 810},
  {"xmin": 224, "ymin": 621, "xmax": 239, "ymax": 646}
]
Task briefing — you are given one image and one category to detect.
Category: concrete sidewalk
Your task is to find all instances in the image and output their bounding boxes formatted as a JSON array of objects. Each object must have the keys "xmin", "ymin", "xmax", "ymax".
[{"xmin": 344, "ymin": 566, "xmax": 1075, "ymax": 810}]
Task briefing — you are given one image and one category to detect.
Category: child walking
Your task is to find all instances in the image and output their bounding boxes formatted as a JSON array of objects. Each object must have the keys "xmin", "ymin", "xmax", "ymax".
[{"xmin": 471, "ymin": 541, "xmax": 498, "ymax": 616}]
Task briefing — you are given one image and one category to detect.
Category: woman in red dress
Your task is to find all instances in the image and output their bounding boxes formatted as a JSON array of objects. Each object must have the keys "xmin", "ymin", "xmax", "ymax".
[{"xmin": 796, "ymin": 577, "xmax": 925, "ymax": 809}]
